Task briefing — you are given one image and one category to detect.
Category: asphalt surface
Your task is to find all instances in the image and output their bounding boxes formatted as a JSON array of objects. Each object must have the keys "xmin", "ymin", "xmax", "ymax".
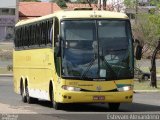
[{"xmin": 0, "ymin": 77, "xmax": 160, "ymax": 120}]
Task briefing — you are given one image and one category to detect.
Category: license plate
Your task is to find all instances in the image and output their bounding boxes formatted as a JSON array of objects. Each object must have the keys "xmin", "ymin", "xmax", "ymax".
[{"xmin": 93, "ymin": 96, "xmax": 105, "ymax": 100}]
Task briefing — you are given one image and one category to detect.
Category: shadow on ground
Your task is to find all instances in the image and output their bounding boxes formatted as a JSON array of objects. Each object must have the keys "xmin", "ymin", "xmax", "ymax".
[{"xmin": 33, "ymin": 100, "xmax": 160, "ymax": 112}]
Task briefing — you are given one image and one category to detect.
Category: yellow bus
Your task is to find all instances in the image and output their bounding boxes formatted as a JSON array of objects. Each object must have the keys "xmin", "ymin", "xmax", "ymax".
[{"xmin": 14, "ymin": 9, "xmax": 141, "ymax": 111}]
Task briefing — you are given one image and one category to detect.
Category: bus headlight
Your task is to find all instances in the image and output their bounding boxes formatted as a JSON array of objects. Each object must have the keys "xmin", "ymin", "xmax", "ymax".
[
  {"xmin": 117, "ymin": 86, "xmax": 133, "ymax": 92},
  {"xmin": 62, "ymin": 85, "xmax": 81, "ymax": 91}
]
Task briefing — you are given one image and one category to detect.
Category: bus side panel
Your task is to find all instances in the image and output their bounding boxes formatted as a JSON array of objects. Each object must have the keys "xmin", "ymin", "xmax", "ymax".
[{"xmin": 13, "ymin": 48, "xmax": 55, "ymax": 100}]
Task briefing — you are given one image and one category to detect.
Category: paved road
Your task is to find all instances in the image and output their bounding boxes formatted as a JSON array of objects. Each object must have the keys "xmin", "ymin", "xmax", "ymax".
[{"xmin": 0, "ymin": 77, "xmax": 160, "ymax": 120}]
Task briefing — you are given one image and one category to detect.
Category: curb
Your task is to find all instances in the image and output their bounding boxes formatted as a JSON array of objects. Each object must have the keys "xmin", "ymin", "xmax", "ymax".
[
  {"xmin": 0, "ymin": 74, "xmax": 13, "ymax": 77},
  {"xmin": 134, "ymin": 90, "xmax": 160, "ymax": 93}
]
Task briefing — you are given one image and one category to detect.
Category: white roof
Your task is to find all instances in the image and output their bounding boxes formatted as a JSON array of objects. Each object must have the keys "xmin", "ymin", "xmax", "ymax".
[{"xmin": 16, "ymin": 10, "xmax": 129, "ymax": 27}]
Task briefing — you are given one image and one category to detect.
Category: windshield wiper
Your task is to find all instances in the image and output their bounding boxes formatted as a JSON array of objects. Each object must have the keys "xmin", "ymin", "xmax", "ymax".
[
  {"xmin": 101, "ymin": 48, "xmax": 117, "ymax": 79},
  {"xmin": 80, "ymin": 56, "xmax": 97, "ymax": 79},
  {"xmin": 100, "ymin": 55, "xmax": 117, "ymax": 79}
]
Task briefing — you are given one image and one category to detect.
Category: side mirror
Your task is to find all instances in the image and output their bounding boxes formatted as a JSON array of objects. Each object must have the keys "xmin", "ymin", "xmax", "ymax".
[{"xmin": 135, "ymin": 40, "xmax": 142, "ymax": 60}]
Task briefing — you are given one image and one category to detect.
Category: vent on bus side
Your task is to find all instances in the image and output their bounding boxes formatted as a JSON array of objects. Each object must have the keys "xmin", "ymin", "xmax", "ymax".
[{"xmin": 74, "ymin": 7, "xmax": 93, "ymax": 11}]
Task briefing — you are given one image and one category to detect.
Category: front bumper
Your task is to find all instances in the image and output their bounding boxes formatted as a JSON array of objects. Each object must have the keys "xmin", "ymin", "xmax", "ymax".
[{"xmin": 56, "ymin": 90, "xmax": 133, "ymax": 103}]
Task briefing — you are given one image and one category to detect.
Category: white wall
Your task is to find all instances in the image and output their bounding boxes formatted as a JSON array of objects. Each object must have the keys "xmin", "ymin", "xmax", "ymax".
[{"xmin": 0, "ymin": 0, "xmax": 16, "ymax": 8}]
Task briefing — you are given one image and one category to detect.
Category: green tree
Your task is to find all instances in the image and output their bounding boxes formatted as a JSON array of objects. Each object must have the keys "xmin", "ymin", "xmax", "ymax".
[
  {"xmin": 150, "ymin": 0, "xmax": 160, "ymax": 7},
  {"xmin": 133, "ymin": 14, "xmax": 160, "ymax": 49},
  {"xmin": 75, "ymin": 0, "xmax": 97, "ymax": 4},
  {"xmin": 50, "ymin": 0, "xmax": 71, "ymax": 2},
  {"xmin": 20, "ymin": 0, "xmax": 40, "ymax": 1},
  {"xmin": 124, "ymin": 0, "xmax": 136, "ymax": 8},
  {"xmin": 50, "ymin": 0, "xmax": 67, "ymax": 8}
]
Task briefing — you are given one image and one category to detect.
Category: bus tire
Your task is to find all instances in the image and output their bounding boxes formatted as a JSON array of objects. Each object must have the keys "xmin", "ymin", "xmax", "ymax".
[
  {"xmin": 50, "ymin": 84, "xmax": 61, "ymax": 110},
  {"xmin": 21, "ymin": 82, "xmax": 27, "ymax": 103},
  {"xmin": 25, "ymin": 84, "xmax": 35, "ymax": 104},
  {"xmin": 108, "ymin": 103, "xmax": 120, "ymax": 111},
  {"xmin": 53, "ymin": 101, "xmax": 62, "ymax": 110}
]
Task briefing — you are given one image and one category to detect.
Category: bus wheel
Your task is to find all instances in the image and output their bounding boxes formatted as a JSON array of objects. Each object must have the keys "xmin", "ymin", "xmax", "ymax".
[
  {"xmin": 51, "ymin": 88, "xmax": 61, "ymax": 110},
  {"xmin": 21, "ymin": 83, "xmax": 27, "ymax": 103},
  {"xmin": 53, "ymin": 101, "xmax": 62, "ymax": 110},
  {"xmin": 108, "ymin": 103, "xmax": 120, "ymax": 111},
  {"xmin": 26, "ymin": 85, "xmax": 34, "ymax": 104}
]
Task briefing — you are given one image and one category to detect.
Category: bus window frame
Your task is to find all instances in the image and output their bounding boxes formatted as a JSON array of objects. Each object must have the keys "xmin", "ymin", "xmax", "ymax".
[
  {"xmin": 14, "ymin": 18, "xmax": 55, "ymax": 51},
  {"xmin": 59, "ymin": 18, "xmax": 134, "ymax": 80}
]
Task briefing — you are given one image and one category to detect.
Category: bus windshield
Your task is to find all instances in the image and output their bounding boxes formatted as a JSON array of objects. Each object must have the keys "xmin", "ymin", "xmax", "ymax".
[{"xmin": 61, "ymin": 20, "xmax": 133, "ymax": 80}]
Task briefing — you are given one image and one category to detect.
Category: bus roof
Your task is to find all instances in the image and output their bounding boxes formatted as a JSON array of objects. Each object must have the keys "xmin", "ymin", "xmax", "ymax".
[{"xmin": 16, "ymin": 10, "xmax": 129, "ymax": 27}]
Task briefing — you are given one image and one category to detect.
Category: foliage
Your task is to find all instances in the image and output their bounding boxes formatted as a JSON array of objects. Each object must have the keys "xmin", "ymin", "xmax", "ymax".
[
  {"xmin": 20, "ymin": 0, "xmax": 40, "ymax": 1},
  {"xmin": 124, "ymin": 0, "xmax": 136, "ymax": 8},
  {"xmin": 149, "ymin": 14, "xmax": 160, "ymax": 38},
  {"xmin": 57, "ymin": 0, "xmax": 67, "ymax": 7},
  {"xmin": 150, "ymin": 0, "xmax": 160, "ymax": 7},
  {"xmin": 148, "ymin": 8, "xmax": 156, "ymax": 14},
  {"xmin": 133, "ymin": 14, "xmax": 160, "ymax": 55},
  {"xmin": 50, "ymin": 0, "xmax": 71, "ymax": 2},
  {"xmin": 50, "ymin": 0, "xmax": 67, "ymax": 8},
  {"xmin": 74, "ymin": 0, "xmax": 97, "ymax": 4},
  {"xmin": 124, "ymin": 0, "xmax": 160, "ymax": 9}
]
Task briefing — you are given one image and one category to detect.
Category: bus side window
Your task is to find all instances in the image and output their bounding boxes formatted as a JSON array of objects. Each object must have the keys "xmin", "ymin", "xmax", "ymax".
[
  {"xmin": 54, "ymin": 18, "xmax": 59, "ymax": 45},
  {"xmin": 48, "ymin": 20, "xmax": 52, "ymax": 45},
  {"xmin": 35, "ymin": 24, "xmax": 38, "ymax": 46},
  {"xmin": 26, "ymin": 26, "xmax": 29, "ymax": 47},
  {"xmin": 31, "ymin": 25, "xmax": 33, "ymax": 46},
  {"xmin": 18, "ymin": 29, "xmax": 21, "ymax": 48},
  {"xmin": 49, "ymin": 19, "xmax": 53, "ymax": 45},
  {"xmin": 22, "ymin": 27, "xmax": 25, "ymax": 47},
  {"xmin": 24, "ymin": 27, "xmax": 27, "ymax": 47},
  {"xmin": 46, "ymin": 21, "xmax": 49, "ymax": 44},
  {"xmin": 39, "ymin": 23, "xmax": 42, "ymax": 45},
  {"xmin": 37, "ymin": 24, "xmax": 41, "ymax": 46},
  {"xmin": 30, "ymin": 25, "xmax": 34, "ymax": 46},
  {"xmin": 45, "ymin": 21, "xmax": 48, "ymax": 45},
  {"xmin": 42, "ymin": 22, "xmax": 45, "ymax": 45},
  {"xmin": 33, "ymin": 25, "xmax": 36, "ymax": 46},
  {"xmin": 15, "ymin": 28, "xmax": 18, "ymax": 48},
  {"xmin": 18, "ymin": 28, "xmax": 22, "ymax": 48},
  {"xmin": 32, "ymin": 25, "xmax": 34, "ymax": 46}
]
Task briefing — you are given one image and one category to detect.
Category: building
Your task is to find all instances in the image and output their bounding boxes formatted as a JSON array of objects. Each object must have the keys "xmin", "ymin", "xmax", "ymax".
[
  {"xmin": 19, "ymin": 2, "xmax": 62, "ymax": 20},
  {"xmin": 66, "ymin": 3, "xmax": 115, "ymax": 11},
  {"xmin": 0, "ymin": 0, "xmax": 17, "ymax": 41},
  {"xmin": 66, "ymin": 3, "xmax": 98, "ymax": 10}
]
